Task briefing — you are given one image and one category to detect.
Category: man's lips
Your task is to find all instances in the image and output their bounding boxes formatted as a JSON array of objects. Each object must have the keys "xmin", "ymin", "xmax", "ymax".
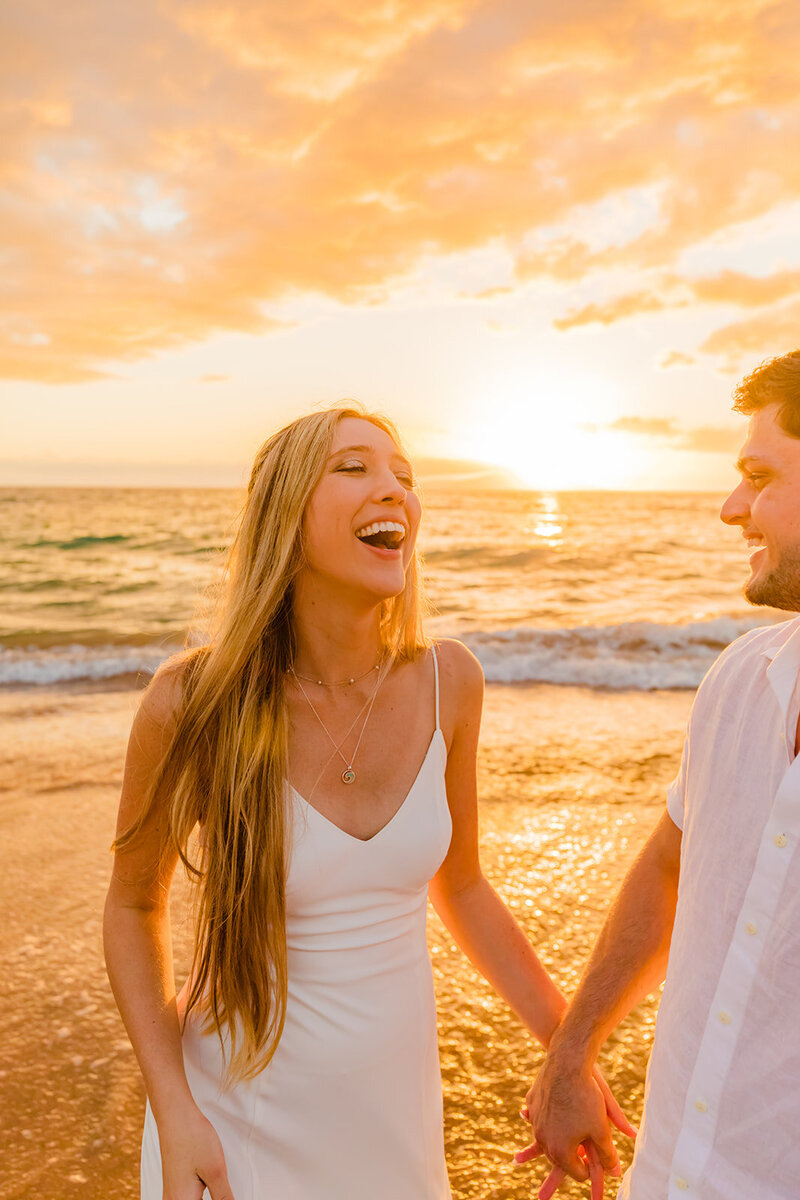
[{"xmin": 744, "ymin": 534, "xmax": 766, "ymax": 563}]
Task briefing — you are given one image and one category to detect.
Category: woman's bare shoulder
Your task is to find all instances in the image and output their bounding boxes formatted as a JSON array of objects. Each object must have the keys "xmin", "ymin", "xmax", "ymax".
[
  {"xmin": 137, "ymin": 650, "xmax": 197, "ymax": 730},
  {"xmin": 432, "ymin": 639, "xmax": 484, "ymax": 725},
  {"xmin": 433, "ymin": 638, "xmax": 484, "ymax": 689}
]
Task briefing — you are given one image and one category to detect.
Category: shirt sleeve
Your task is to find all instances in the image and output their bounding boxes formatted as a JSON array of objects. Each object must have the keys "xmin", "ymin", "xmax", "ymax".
[{"xmin": 666, "ymin": 733, "xmax": 689, "ymax": 831}]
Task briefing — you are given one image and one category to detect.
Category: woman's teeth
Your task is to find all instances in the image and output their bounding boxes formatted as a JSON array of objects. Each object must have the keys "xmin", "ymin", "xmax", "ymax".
[{"xmin": 355, "ymin": 521, "xmax": 406, "ymax": 542}]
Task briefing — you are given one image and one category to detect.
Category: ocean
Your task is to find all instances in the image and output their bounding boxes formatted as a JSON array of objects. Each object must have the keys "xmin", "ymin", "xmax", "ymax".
[
  {"xmin": 0, "ymin": 485, "xmax": 780, "ymax": 689},
  {"xmin": 1, "ymin": 484, "xmax": 775, "ymax": 1198}
]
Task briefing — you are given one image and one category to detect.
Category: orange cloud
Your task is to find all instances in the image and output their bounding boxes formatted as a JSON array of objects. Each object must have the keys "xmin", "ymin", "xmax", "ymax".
[
  {"xmin": 586, "ymin": 414, "xmax": 739, "ymax": 452},
  {"xmin": 660, "ymin": 350, "xmax": 696, "ymax": 368},
  {"xmin": 609, "ymin": 416, "xmax": 678, "ymax": 437},
  {"xmin": 515, "ymin": 240, "xmax": 597, "ymax": 284},
  {"xmin": 700, "ymin": 299, "xmax": 800, "ymax": 364},
  {"xmin": 552, "ymin": 269, "xmax": 800, "ymax": 333},
  {"xmin": 554, "ymin": 291, "xmax": 678, "ymax": 330},
  {"xmin": 4, "ymin": 0, "xmax": 800, "ymax": 380},
  {"xmin": 679, "ymin": 425, "xmax": 741, "ymax": 454},
  {"xmin": 460, "ymin": 285, "xmax": 513, "ymax": 300},
  {"xmin": 691, "ymin": 269, "xmax": 800, "ymax": 307}
]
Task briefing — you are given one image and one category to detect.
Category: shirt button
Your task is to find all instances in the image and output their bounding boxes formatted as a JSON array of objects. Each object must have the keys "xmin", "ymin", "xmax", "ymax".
[
  {"xmin": 695, "ymin": 1098, "xmax": 708, "ymax": 1112},
  {"xmin": 719, "ymin": 1010, "xmax": 732, "ymax": 1024},
  {"xmin": 675, "ymin": 1178, "xmax": 689, "ymax": 1191},
  {"xmin": 774, "ymin": 833, "xmax": 788, "ymax": 848},
  {"xmin": 745, "ymin": 921, "xmax": 757, "ymax": 936}
]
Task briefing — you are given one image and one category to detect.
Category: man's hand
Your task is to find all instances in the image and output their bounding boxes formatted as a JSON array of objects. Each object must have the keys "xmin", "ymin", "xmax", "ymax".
[{"xmin": 516, "ymin": 1052, "xmax": 624, "ymax": 1193}]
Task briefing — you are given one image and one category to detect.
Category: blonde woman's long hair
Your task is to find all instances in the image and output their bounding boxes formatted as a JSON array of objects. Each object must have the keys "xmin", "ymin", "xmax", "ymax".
[{"xmin": 116, "ymin": 404, "xmax": 428, "ymax": 1082}]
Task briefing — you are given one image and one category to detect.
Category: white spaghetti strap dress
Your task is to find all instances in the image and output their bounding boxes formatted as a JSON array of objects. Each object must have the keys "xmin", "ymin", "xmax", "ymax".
[{"xmin": 140, "ymin": 646, "xmax": 453, "ymax": 1199}]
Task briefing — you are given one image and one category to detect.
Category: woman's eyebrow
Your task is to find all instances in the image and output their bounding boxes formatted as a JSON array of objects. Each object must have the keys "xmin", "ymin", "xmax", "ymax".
[{"xmin": 328, "ymin": 444, "xmax": 371, "ymax": 459}]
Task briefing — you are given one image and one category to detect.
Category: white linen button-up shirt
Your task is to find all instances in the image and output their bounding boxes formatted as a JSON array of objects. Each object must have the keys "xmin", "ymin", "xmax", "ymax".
[{"xmin": 619, "ymin": 617, "xmax": 800, "ymax": 1200}]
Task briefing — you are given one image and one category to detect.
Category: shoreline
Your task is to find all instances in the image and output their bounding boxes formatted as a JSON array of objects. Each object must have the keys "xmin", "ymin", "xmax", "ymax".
[
  {"xmin": 0, "ymin": 671, "xmax": 701, "ymax": 696},
  {"xmin": 0, "ymin": 671, "xmax": 150, "ymax": 696}
]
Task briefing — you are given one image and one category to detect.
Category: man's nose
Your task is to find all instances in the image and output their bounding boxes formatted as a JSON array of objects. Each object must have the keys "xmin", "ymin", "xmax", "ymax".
[{"xmin": 720, "ymin": 480, "xmax": 749, "ymax": 526}]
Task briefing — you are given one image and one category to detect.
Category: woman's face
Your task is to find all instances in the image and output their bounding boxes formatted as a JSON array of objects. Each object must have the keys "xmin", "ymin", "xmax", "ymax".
[{"xmin": 301, "ymin": 417, "xmax": 422, "ymax": 603}]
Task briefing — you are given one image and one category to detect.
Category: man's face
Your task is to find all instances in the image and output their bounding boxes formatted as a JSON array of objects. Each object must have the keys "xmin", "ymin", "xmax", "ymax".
[{"xmin": 721, "ymin": 401, "xmax": 800, "ymax": 611}]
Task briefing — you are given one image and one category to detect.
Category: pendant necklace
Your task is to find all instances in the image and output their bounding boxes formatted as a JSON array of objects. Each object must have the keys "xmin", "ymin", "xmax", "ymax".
[{"xmin": 291, "ymin": 655, "xmax": 387, "ymax": 785}]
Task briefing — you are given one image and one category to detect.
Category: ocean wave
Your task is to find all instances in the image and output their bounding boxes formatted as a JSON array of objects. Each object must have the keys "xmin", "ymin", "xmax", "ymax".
[
  {"xmin": 1, "ymin": 614, "xmax": 785, "ymax": 689},
  {"xmin": 462, "ymin": 614, "xmax": 783, "ymax": 690},
  {"xmin": 24, "ymin": 534, "xmax": 131, "ymax": 551},
  {"xmin": 424, "ymin": 544, "xmax": 552, "ymax": 568},
  {"xmin": 0, "ymin": 643, "xmax": 183, "ymax": 686}
]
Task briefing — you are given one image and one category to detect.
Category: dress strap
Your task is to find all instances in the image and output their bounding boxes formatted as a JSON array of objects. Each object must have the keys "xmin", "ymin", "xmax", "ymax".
[{"xmin": 431, "ymin": 643, "xmax": 441, "ymax": 732}]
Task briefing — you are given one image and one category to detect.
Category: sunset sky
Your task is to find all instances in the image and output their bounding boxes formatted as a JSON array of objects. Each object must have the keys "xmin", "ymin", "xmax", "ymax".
[{"xmin": 3, "ymin": 0, "xmax": 800, "ymax": 490}]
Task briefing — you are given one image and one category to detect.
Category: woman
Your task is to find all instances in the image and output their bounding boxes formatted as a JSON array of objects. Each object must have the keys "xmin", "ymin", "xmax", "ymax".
[{"xmin": 104, "ymin": 405, "xmax": 628, "ymax": 1200}]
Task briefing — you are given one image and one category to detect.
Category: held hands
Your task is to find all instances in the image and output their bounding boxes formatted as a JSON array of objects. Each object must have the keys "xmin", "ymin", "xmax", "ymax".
[
  {"xmin": 515, "ymin": 1058, "xmax": 636, "ymax": 1198},
  {"xmin": 159, "ymin": 1105, "xmax": 236, "ymax": 1200}
]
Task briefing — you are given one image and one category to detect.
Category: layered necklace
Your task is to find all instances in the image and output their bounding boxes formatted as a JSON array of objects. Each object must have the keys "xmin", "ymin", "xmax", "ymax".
[{"xmin": 290, "ymin": 654, "xmax": 388, "ymax": 786}]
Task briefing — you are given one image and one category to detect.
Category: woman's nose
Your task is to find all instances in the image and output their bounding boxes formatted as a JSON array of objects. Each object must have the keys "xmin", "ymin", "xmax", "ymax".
[{"xmin": 375, "ymin": 471, "xmax": 406, "ymax": 503}]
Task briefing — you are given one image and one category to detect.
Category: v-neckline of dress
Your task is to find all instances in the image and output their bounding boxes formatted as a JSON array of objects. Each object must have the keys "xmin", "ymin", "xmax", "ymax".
[{"xmin": 289, "ymin": 728, "xmax": 443, "ymax": 844}]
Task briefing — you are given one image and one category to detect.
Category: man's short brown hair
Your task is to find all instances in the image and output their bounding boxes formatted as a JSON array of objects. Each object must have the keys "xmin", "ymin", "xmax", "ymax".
[{"xmin": 733, "ymin": 351, "xmax": 800, "ymax": 438}]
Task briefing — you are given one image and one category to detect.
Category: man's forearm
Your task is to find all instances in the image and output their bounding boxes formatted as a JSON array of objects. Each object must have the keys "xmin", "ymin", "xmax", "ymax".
[
  {"xmin": 549, "ymin": 811, "xmax": 681, "ymax": 1067},
  {"xmin": 522, "ymin": 813, "xmax": 681, "ymax": 1183}
]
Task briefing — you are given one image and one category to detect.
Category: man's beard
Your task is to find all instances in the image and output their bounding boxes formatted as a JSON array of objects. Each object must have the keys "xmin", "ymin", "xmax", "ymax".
[{"xmin": 745, "ymin": 545, "xmax": 800, "ymax": 611}]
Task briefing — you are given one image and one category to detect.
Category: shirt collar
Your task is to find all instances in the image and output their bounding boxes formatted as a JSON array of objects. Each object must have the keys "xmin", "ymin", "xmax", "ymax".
[{"xmin": 763, "ymin": 615, "xmax": 800, "ymax": 720}]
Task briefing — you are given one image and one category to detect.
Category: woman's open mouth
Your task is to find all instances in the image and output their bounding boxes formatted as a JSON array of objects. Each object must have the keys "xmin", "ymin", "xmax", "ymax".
[{"xmin": 355, "ymin": 521, "xmax": 406, "ymax": 553}]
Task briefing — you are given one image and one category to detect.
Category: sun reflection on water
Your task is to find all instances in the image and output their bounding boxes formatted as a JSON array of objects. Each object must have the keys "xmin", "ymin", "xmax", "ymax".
[
  {"xmin": 526, "ymin": 494, "xmax": 564, "ymax": 547},
  {"xmin": 431, "ymin": 685, "xmax": 690, "ymax": 1198}
]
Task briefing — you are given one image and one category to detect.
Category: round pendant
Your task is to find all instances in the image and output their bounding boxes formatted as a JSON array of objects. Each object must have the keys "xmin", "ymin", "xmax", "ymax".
[{"xmin": 341, "ymin": 768, "xmax": 356, "ymax": 784}]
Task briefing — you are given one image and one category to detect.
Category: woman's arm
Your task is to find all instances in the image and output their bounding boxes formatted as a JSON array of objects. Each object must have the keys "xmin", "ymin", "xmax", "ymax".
[
  {"xmin": 103, "ymin": 661, "xmax": 235, "ymax": 1200},
  {"xmin": 428, "ymin": 642, "xmax": 628, "ymax": 1179},
  {"xmin": 429, "ymin": 641, "xmax": 566, "ymax": 1041}
]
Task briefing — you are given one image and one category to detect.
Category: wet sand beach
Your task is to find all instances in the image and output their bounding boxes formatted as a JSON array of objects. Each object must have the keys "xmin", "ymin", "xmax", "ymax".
[{"xmin": 1, "ymin": 679, "xmax": 693, "ymax": 1200}]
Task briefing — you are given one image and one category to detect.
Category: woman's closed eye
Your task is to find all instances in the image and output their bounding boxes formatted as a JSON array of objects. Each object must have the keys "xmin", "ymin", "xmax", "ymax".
[{"xmin": 336, "ymin": 460, "xmax": 414, "ymax": 487}]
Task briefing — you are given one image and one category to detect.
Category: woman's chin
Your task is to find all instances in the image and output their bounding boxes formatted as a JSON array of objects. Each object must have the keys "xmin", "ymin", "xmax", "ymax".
[{"xmin": 355, "ymin": 565, "xmax": 407, "ymax": 603}]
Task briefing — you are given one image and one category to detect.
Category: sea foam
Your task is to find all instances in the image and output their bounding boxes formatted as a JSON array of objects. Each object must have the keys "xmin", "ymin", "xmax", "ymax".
[
  {"xmin": 463, "ymin": 614, "xmax": 781, "ymax": 690},
  {"xmin": 0, "ymin": 643, "xmax": 182, "ymax": 686},
  {"xmin": 1, "ymin": 614, "xmax": 784, "ymax": 689}
]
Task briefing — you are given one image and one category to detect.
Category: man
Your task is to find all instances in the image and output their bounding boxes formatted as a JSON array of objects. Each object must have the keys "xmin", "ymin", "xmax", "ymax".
[{"xmin": 521, "ymin": 350, "xmax": 800, "ymax": 1199}]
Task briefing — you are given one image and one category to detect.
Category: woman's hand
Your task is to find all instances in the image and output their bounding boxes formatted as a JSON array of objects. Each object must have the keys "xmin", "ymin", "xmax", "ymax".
[
  {"xmin": 159, "ymin": 1105, "xmax": 236, "ymax": 1200},
  {"xmin": 591, "ymin": 1065, "xmax": 637, "ymax": 1140}
]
